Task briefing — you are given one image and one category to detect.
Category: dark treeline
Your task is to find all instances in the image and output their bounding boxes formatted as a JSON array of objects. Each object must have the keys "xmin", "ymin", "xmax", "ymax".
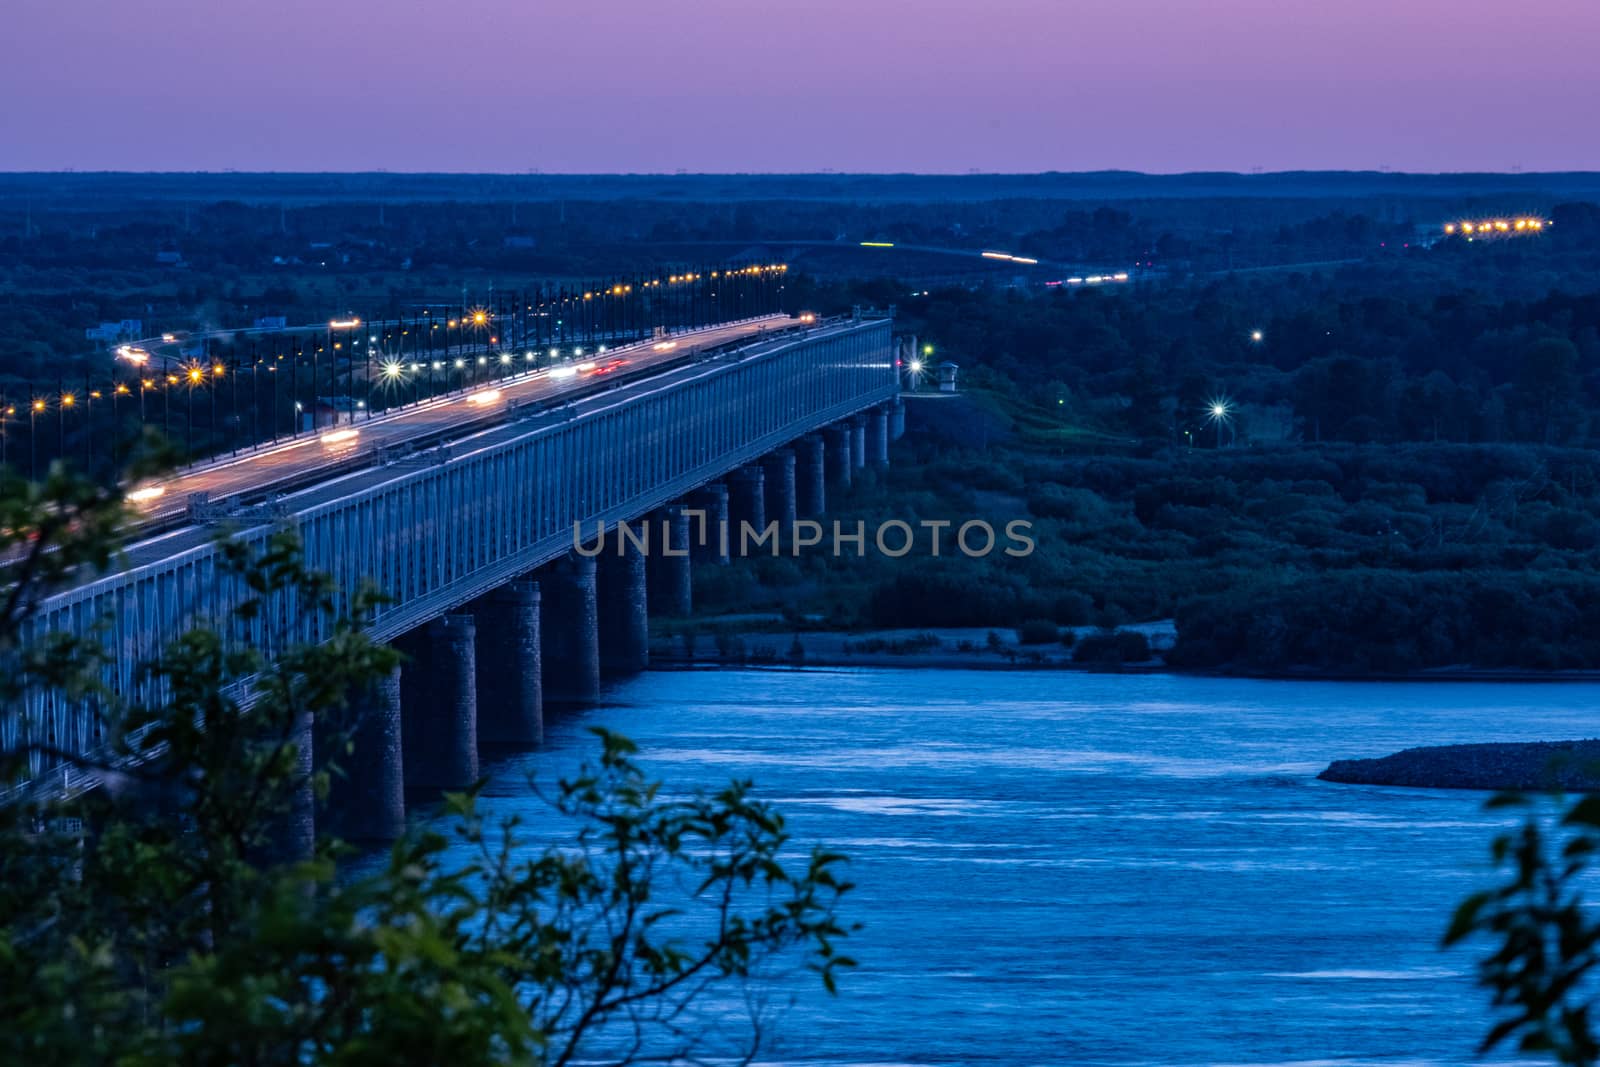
[{"xmin": 703, "ymin": 204, "xmax": 1600, "ymax": 674}]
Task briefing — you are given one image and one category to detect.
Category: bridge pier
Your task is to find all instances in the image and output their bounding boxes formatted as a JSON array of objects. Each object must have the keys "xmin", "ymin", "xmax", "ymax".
[
  {"xmin": 599, "ymin": 540, "xmax": 649, "ymax": 677},
  {"xmin": 272, "ymin": 709, "xmax": 316, "ymax": 862},
  {"xmin": 889, "ymin": 396, "xmax": 906, "ymax": 441},
  {"xmin": 472, "ymin": 582, "xmax": 542, "ymax": 746},
  {"xmin": 324, "ymin": 667, "xmax": 406, "ymax": 842},
  {"xmin": 399, "ymin": 615, "xmax": 480, "ymax": 792},
  {"xmin": 796, "ymin": 434, "xmax": 826, "ymax": 516},
  {"xmin": 689, "ymin": 483, "xmax": 730, "ymax": 564},
  {"xmin": 540, "ymin": 553, "xmax": 602, "ymax": 705},
  {"xmin": 647, "ymin": 506, "xmax": 693, "ymax": 618},
  {"xmin": 826, "ymin": 425, "xmax": 853, "ymax": 489},
  {"xmin": 728, "ymin": 464, "xmax": 766, "ymax": 537},
  {"xmin": 763, "ymin": 449, "xmax": 797, "ymax": 532},
  {"xmin": 850, "ymin": 415, "xmax": 868, "ymax": 470},
  {"xmin": 869, "ymin": 406, "xmax": 891, "ymax": 468}
]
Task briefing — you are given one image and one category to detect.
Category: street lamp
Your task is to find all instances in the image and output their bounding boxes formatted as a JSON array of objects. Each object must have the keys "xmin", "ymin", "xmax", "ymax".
[
  {"xmin": 1206, "ymin": 397, "xmax": 1234, "ymax": 448},
  {"xmin": 1249, "ymin": 329, "xmax": 1264, "ymax": 343},
  {"xmin": 30, "ymin": 396, "xmax": 45, "ymax": 480}
]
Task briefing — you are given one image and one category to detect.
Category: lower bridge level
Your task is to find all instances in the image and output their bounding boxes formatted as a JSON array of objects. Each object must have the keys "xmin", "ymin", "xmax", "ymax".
[{"xmin": 309, "ymin": 400, "xmax": 905, "ymax": 845}]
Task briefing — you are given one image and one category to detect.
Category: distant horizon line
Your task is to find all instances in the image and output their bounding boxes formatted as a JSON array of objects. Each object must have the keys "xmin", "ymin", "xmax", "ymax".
[{"xmin": 4, "ymin": 168, "xmax": 1600, "ymax": 179}]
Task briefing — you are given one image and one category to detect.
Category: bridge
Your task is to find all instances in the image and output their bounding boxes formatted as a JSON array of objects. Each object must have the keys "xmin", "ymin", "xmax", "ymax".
[{"xmin": 10, "ymin": 311, "xmax": 912, "ymax": 845}]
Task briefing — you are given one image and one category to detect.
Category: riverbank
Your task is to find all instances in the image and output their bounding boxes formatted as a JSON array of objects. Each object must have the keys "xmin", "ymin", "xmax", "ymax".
[
  {"xmin": 1320, "ymin": 739, "xmax": 1600, "ymax": 792},
  {"xmin": 650, "ymin": 617, "xmax": 1600, "ymax": 680},
  {"xmin": 648, "ymin": 621, "xmax": 1176, "ymax": 670}
]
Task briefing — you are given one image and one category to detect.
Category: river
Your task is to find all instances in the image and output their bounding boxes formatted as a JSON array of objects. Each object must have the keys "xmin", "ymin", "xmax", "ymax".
[{"xmin": 425, "ymin": 668, "xmax": 1600, "ymax": 1066}]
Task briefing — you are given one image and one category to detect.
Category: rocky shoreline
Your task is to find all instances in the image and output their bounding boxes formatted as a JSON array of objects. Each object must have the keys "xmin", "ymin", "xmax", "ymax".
[{"xmin": 1319, "ymin": 739, "xmax": 1600, "ymax": 792}]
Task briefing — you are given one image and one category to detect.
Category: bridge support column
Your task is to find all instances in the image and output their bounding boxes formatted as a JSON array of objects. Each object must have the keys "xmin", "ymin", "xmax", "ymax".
[
  {"xmin": 647, "ymin": 506, "xmax": 692, "ymax": 618},
  {"xmin": 889, "ymin": 396, "xmax": 906, "ymax": 442},
  {"xmin": 399, "ymin": 615, "xmax": 479, "ymax": 792},
  {"xmin": 796, "ymin": 435, "xmax": 826, "ymax": 517},
  {"xmin": 271, "ymin": 709, "xmax": 316, "ymax": 862},
  {"xmin": 472, "ymin": 582, "xmax": 542, "ymax": 747},
  {"xmin": 541, "ymin": 553, "xmax": 601, "ymax": 705},
  {"xmin": 323, "ymin": 667, "xmax": 406, "ymax": 842},
  {"xmin": 826, "ymin": 425, "xmax": 853, "ymax": 490},
  {"xmin": 728, "ymin": 464, "xmax": 766, "ymax": 539},
  {"xmin": 850, "ymin": 415, "xmax": 868, "ymax": 469},
  {"xmin": 689, "ymin": 483, "xmax": 730, "ymax": 564},
  {"xmin": 763, "ymin": 449, "xmax": 797, "ymax": 532},
  {"xmin": 599, "ymin": 540, "xmax": 649, "ymax": 677},
  {"xmin": 869, "ymin": 406, "xmax": 891, "ymax": 468}
]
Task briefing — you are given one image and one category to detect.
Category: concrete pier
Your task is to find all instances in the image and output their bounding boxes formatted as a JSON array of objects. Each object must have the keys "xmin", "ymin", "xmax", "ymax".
[
  {"xmin": 688, "ymin": 483, "xmax": 730, "ymax": 564},
  {"xmin": 399, "ymin": 614, "xmax": 480, "ymax": 791},
  {"xmin": 325, "ymin": 667, "xmax": 406, "ymax": 842},
  {"xmin": 540, "ymin": 553, "xmax": 601, "ymax": 705},
  {"xmin": 647, "ymin": 506, "xmax": 693, "ymax": 618},
  {"xmin": 273, "ymin": 709, "xmax": 316, "ymax": 861},
  {"xmin": 796, "ymin": 434, "xmax": 826, "ymax": 516},
  {"xmin": 763, "ymin": 449, "xmax": 798, "ymax": 531},
  {"xmin": 826, "ymin": 425, "xmax": 853, "ymax": 489},
  {"xmin": 472, "ymin": 582, "xmax": 542, "ymax": 747},
  {"xmin": 889, "ymin": 396, "xmax": 906, "ymax": 441},
  {"xmin": 850, "ymin": 415, "xmax": 868, "ymax": 469},
  {"xmin": 728, "ymin": 464, "xmax": 767, "ymax": 535},
  {"xmin": 868, "ymin": 406, "xmax": 890, "ymax": 468},
  {"xmin": 599, "ymin": 539, "xmax": 649, "ymax": 677}
]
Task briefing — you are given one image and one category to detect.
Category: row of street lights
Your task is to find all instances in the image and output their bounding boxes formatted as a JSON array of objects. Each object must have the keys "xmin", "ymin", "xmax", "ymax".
[{"xmin": 2, "ymin": 264, "xmax": 790, "ymax": 482}]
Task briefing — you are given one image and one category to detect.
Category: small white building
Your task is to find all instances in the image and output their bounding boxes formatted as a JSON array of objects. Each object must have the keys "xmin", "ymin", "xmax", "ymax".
[{"xmin": 84, "ymin": 319, "xmax": 143, "ymax": 343}]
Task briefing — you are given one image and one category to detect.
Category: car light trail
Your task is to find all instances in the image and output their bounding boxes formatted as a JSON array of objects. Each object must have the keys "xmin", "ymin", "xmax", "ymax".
[
  {"xmin": 548, "ymin": 366, "xmax": 578, "ymax": 380},
  {"xmin": 465, "ymin": 389, "xmax": 502, "ymax": 406},
  {"xmin": 860, "ymin": 241, "xmax": 895, "ymax": 248},
  {"xmin": 319, "ymin": 428, "xmax": 360, "ymax": 445},
  {"xmin": 127, "ymin": 485, "xmax": 166, "ymax": 504},
  {"xmin": 652, "ymin": 341, "xmax": 678, "ymax": 352}
]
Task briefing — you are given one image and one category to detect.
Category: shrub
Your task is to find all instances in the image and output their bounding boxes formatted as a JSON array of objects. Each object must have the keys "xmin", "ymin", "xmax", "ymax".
[
  {"xmin": 1072, "ymin": 629, "xmax": 1151, "ymax": 665},
  {"xmin": 1016, "ymin": 619, "xmax": 1061, "ymax": 644}
]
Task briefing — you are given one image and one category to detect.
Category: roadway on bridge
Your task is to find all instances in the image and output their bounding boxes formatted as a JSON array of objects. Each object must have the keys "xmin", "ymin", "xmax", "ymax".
[
  {"xmin": 127, "ymin": 316, "xmax": 796, "ymax": 527},
  {"xmin": 112, "ymin": 314, "xmax": 873, "ymax": 574}
]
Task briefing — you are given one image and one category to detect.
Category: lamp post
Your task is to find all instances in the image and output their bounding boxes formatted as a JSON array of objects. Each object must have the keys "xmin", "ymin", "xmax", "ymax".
[
  {"xmin": 1206, "ymin": 398, "xmax": 1234, "ymax": 449},
  {"xmin": 58, "ymin": 382, "xmax": 71, "ymax": 459},
  {"xmin": 29, "ymin": 394, "xmax": 44, "ymax": 480},
  {"xmin": 113, "ymin": 383, "xmax": 129, "ymax": 469}
]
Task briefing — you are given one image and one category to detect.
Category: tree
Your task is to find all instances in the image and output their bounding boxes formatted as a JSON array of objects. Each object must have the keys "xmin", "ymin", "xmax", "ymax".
[
  {"xmin": 1447, "ymin": 791, "xmax": 1600, "ymax": 1066},
  {"xmin": 1516, "ymin": 337, "xmax": 1582, "ymax": 444},
  {"xmin": 0, "ymin": 461, "xmax": 853, "ymax": 1065}
]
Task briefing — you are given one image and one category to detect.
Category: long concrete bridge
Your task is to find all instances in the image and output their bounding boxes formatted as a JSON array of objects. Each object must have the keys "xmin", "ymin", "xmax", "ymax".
[{"xmin": 11, "ymin": 312, "xmax": 911, "ymax": 842}]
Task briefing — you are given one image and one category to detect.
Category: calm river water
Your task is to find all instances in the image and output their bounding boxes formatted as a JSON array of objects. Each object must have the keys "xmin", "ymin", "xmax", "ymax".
[{"xmin": 429, "ymin": 668, "xmax": 1600, "ymax": 1066}]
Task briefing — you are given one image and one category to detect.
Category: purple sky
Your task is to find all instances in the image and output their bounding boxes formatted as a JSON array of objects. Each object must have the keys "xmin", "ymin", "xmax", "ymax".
[{"xmin": 5, "ymin": 0, "xmax": 1597, "ymax": 173}]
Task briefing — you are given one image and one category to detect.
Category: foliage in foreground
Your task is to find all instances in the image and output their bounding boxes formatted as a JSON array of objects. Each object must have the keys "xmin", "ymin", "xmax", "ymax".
[
  {"xmin": 0, "ymin": 462, "xmax": 852, "ymax": 1065},
  {"xmin": 1449, "ymin": 790, "xmax": 1600, "ymax": 1066}
]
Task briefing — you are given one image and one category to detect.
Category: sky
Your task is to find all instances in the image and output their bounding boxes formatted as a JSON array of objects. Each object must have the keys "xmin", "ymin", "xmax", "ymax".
[{"xmin": 4, "ymin": 0, "xmax": 1598, "ymax": 174}]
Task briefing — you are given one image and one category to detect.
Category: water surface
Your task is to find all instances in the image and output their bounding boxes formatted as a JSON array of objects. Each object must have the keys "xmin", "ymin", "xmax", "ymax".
[{"xmin": 439, "ymin": 669, "xmax": 1600, "ymax": 1066}]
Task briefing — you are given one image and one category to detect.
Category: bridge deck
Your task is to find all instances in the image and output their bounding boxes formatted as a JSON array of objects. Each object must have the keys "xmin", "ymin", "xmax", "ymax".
[{"xmin": 128, "ymin": 315, "xmax": 795, "ymax": 528}]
